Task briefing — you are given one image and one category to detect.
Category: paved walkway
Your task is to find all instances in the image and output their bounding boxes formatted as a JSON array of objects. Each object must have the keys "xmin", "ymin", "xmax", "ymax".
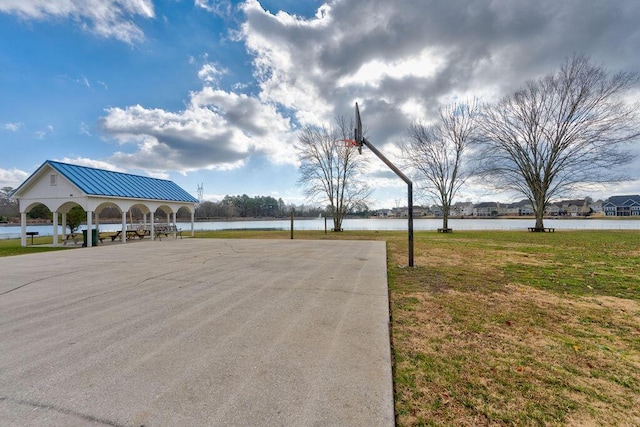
[{"xmin": 0, "ymin": 239, "xmax": 394, "ymax": 426}]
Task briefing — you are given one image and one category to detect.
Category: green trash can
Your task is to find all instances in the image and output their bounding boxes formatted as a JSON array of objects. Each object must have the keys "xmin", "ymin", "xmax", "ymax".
[{"xmin": 82, "ymin": 229, "xmax": 99, "ymax": 247}]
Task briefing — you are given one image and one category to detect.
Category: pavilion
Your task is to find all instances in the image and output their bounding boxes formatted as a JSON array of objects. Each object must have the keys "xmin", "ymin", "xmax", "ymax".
[{"xmin": 10, "ymin": 160, "xmax": 199, "ymax": 247}]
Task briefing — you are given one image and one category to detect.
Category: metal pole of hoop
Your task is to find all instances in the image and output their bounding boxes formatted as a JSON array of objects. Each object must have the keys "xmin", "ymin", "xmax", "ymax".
[
  {"xmin": 354, "ymin": 102, "xmax": 414, "ymax": 267},
  {"xmin": 359, "ymin": 138, "xmax": 414, "ymax": 267}
]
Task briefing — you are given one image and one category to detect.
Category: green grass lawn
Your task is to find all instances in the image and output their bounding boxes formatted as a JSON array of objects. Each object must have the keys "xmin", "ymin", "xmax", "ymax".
[
  {"xmin": 3, "ymin": 229, "xmax": 639, "ymax": 425},
  {"xmin": 0, "ymin": 235, "xmax": 70, "ymax": 257}
]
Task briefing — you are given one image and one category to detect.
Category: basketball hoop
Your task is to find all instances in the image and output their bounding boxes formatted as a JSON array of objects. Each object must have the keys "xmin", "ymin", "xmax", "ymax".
[{"xmin": 337, "ymin": 138, "xmax": 359, "ymax": 147}]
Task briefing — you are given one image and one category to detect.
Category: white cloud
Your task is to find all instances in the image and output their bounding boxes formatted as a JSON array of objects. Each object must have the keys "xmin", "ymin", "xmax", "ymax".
[
  {"xmin": 195, "ymin": 0, "xmax": 233, "ymax": 18},
  {"xmin": 86, "ymin": 0, "xmax": 640, "ymax": 207},
  {"xmin": 79, "ymin": 75, "xmax": 90, "ymax": 88},
  {"xmin": 197, "ymin": 63, "xmax": 227, "ymax": 84},
  {"xmin": 100, "ymin": 87, "xmax": 296, "ymax": 174},
  {"xmin": 0, "ymin": 0, "xmax": 155, "ymax": 43},
  {"xmin": 0, "ymin": 167, "xmax": 29, "ymax": 188},
  {"xmin": 34, "ymin": 125, "xmax": 54, "ymax": 140},
  {"xmin": 79, "ymin": 122, "xmax": 92, "ymax": 136},
  {"xmin": 2, "ymin": 122, "xmax": 23, "ymax": 132},
  {"xmin": 336, "ymin": 49, "xmax": 447, "ymax": 89},
  {"xmin": 231, "ymin": 0, "xmax": 640, "ymax": 206}
]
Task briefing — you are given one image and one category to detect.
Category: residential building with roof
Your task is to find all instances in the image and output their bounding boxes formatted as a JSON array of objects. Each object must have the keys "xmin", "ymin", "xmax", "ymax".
[
  {"xmin": 602, "ymin": 195, "xmax": 640, "ymax": 216},
  {"xmin": 473, "ymin": 202, "xmax": 499, "ymax": 217},
  {"xmin": 452, "ymin": 202, "xmax": 474, "ymax": 217},
  {"xmin": 555, "ymin": 199, "xmax": 590, "ymax": 217}
]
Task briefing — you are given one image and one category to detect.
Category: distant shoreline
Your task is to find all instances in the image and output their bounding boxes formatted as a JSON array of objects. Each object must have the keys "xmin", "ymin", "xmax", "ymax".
[{"xmin": 2, "ymin": 214, "xmax": 639, "ymax": 227}]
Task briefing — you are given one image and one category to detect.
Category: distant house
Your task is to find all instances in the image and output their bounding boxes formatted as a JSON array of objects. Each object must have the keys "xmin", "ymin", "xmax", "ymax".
[
  {"xmin": 430, "ymin": 205, "xmax": 443, "ymax": 217},
  {"xmin": 556, "ymin": 199, "xmax": 590, "ymax": 217},
  {"xmin": 507, "ymin": 199, "xmax": 534, "ymax": 216},
  {"xmin": 545, "ymin": 203, "xmax": 561, "ymax": 216},
  {"xmin": 603, "ymin": 195, "xmax": 640, "ymax": 216},
  {"xmin": 452, "ymin": 202, "xmax": 474, "ymax": 217},
  {"xmin": 394, "ymin": 206, "xmax": 429, "ymax": 217},
  {"xmin": 503, "ymin": 204, "xmax": 521, "ymax": 216},
  {"xmin": 589, "ymin": 200, "xmax": 604, "ymax": 214},
  {"xmin": 473, "ymin": 202, "xmax": 499, "ymax": 217},
  {"xmin": 412, "ymin": 206, "xmax": 429, "ymax": 217}
]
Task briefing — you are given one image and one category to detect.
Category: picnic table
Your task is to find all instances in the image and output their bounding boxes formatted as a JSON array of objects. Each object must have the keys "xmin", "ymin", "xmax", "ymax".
[
  {"xmin": 62, "ymin": 233, "xmax": 81, "ymax": 245},
  {"xmin": 109, "ymin": 229, "xmax": 150, "ymax": 241}
]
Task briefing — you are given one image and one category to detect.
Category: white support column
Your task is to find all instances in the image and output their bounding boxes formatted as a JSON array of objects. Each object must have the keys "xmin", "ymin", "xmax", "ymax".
[
  {"xmin": 143, "ymin": 213, "xmax": 147, "ymax": 230},
  {"xmin": 191, "ymin": 211, "xmax": 194, "ymax": 237},
  {"xmin": 53, "ymin": 211, "xmax": 59, "ymax": 247},
  {"xmin": 20, "ymin": 211, "xmax": 27, "ymax": 247},
  {"xmin": 150, "ymin": 212, "xmax": 155, "ymax": 241},
  {"xmin": 62, "ymin": 212, "xmax": 67, "ymax": 240},
  {"xmin": 172, "ymin": 212, "xmax": 177, "ymax": 238},
  {"xmin": 121, "ymin": 211, "xmax": 127, "ymax": 244},
  {"xmin": 86, "ymin": 210, "xmax": 93, "ymax": 247}
]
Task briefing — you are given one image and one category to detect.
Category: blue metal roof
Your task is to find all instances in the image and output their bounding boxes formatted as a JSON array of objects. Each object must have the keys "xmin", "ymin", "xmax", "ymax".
[{"xmin": 46, "ymin": 160, "xmax": 199, "ymax": 203}]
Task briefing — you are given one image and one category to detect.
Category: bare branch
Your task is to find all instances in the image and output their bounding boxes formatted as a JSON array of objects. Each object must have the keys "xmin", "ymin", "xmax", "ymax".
[
  {"xmin": 477, "ymin": 54, "xmax": 640, "ymax": 229},
  {"xmin": 296, "ymin": 117, "xmax": 371, "ymax": 231},
  {"xmin": 402, "ymin": 99, "xmax": 480, "ymax": 229}
]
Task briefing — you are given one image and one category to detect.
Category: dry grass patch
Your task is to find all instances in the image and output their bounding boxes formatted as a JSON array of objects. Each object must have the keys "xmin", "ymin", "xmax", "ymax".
[
  {"xmin": 393, "ymin": 285, "xmax": 640, "ymax": 426},
  {"xmin": 391, "ymin": 230, "xmax": 640, "ymax": 426}
]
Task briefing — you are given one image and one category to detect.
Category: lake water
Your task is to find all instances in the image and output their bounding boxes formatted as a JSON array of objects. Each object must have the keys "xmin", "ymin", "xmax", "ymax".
[{"xmin": 1, "ymin": 217, "xmax": 638, "ymax": 239}]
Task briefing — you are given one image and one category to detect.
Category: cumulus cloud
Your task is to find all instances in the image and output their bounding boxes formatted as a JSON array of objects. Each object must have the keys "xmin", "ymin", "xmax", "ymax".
[
  {"xmin": 0, "ymin": 0, "xmax": 154, "ymax": 43},
  {"xmin": 239, "ymin": 0, "xmax": 640, "ymax": 129},
  {"xmin": 0, "ymin": 167, "xmax": 29, "ymax": 188},
  {"xmin": 198, "ymin": 63, "xmax": 227, "ymax": 84},
  {"xmin": 232, "ymin": 0, "xmax": 640, "ymax": 200},
  {"xmin": 97, "ymin": 0, "xmax": 640, "ymax": 198},
  {"xmin": 100, "ymin": 87, "xmax": 295, "ymax": 172}
]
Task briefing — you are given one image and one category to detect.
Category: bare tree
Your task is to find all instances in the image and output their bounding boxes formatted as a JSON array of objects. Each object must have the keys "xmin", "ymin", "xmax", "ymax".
[
  {"xmin": 296, "ymin": 117, "xmax": 371, "ymax": 231},
  {"xmin": 478, "ymin": 54, "xmax": 639, "ymax": 230},
  {"xmin": 402, "ymin": 100, "xmax": 479, "ymax": 230}
]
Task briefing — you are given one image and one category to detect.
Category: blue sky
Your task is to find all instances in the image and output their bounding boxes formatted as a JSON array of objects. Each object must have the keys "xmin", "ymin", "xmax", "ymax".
[{"xmin": 1, "ymin": 0, "xmax": 640, "ymax": 208}]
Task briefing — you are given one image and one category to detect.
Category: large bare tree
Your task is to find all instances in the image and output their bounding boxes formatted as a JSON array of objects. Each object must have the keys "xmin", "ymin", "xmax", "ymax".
[
  {"xmin": 478, "ymin": 54, "xmax": 639, "ymax": 230},
  {"xmin": 296, "ymin": 117, "xmax": 371, "ymax": 231},
  {"xmin": 402, "ymin": 100, "xmax": 479, "ymax": 230}
]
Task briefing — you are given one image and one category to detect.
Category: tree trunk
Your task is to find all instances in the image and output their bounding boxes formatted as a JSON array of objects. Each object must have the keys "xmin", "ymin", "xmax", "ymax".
[
  {"xmin": 333, "ymin": 216, "xmax": 343, "ymax": 232},
  {"xmin": 534, "ymin": 198, "xmax": 545, "ymax": 230},
  {"xmin": 442, "ymin": 214, "xmax": 449, "ymax": 230}
]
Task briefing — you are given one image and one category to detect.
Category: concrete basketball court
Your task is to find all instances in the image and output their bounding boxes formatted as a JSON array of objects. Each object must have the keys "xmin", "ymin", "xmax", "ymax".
[{"xmin": 0, "ymin": 238, "xmax": 394, "ymax": 426}]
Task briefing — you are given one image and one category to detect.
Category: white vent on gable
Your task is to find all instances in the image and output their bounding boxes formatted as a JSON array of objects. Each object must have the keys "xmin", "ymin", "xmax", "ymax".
[{"xmin": 50, "ymin": 174, "xmax": 57, "ymax": 186}]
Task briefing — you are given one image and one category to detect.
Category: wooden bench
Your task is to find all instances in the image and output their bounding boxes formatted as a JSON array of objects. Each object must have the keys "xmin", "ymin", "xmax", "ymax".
[
  {"xmin": 528, "ymin": 227, "xmax": 555, "ymax": 232},
  {"xmin": 437, "ymin": 228, "xmax": 453, "ymax": 233},
  {"xmin": 154, "ymin": 225, "xmax": 182, "ymax": 240}
]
